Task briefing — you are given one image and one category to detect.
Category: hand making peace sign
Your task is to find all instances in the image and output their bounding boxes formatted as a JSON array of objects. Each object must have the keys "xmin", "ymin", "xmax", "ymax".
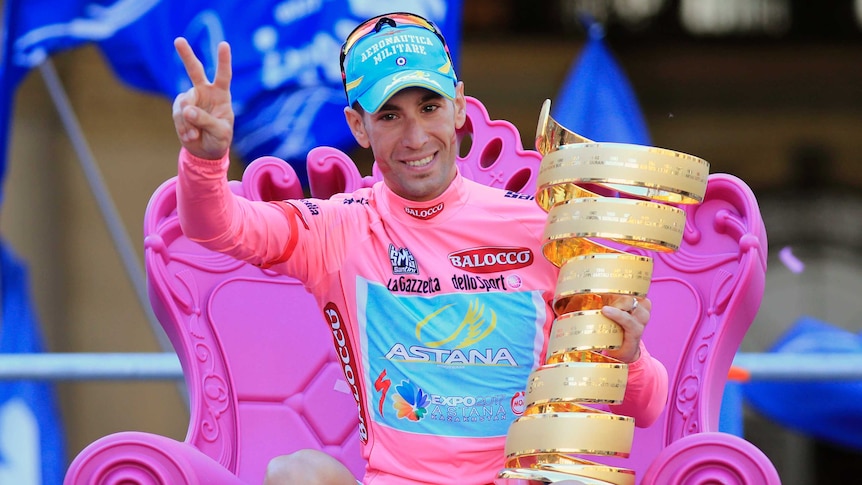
[{"xmin": 172, "ymin": 37, "xmax": 235, "ymax": 160}]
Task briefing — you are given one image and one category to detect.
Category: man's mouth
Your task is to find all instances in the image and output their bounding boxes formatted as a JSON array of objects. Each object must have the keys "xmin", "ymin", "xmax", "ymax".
[{"xmin": 404, "ymin": 154, "xmax": 434, "ymax": 167}]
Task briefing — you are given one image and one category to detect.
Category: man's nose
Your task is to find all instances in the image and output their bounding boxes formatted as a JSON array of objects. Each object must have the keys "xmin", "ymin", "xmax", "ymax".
[{"xmin": 401, "ymin": 116, "xmax": 429, "ymax": 148}]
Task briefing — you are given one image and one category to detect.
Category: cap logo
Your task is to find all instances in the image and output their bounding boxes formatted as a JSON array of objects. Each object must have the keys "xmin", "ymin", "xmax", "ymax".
[
  {"xmin": 383, "ymin": 71, "xmax": 441, "ymax": 96},
  {"xmin": 345, "ymin": 76, "xmax": 363, "ymax": 93},
  {"xmin": 359, "ymin": 33, "xmax": 433, "ymax": 64}
]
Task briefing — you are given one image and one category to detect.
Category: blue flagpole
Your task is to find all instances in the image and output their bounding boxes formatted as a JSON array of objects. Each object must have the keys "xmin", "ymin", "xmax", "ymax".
[{"xmin": 36, "ymin": 60, "xmax": 172, "ymax": 354}]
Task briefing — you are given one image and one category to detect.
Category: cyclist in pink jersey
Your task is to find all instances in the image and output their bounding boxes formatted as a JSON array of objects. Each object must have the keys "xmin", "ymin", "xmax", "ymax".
[{"xmin": 171, "ymin": 12, "xmax": 668, "ymax": 485}]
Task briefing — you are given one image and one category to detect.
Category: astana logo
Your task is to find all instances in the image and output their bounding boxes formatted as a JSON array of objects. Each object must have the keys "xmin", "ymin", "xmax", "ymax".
[{"xmin": 415, "ymin": 299, "xmax": 496, "ymax": 349}]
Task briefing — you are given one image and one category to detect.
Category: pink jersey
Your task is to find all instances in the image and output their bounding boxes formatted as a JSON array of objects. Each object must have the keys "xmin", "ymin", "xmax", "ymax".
[{"xmin": 177, "ymin": 149, "xmax": 668, "ymax": 485}]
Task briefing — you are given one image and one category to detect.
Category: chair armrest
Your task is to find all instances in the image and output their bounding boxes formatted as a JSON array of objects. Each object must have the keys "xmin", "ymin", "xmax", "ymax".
[
  {"xmin": 640, "ymin": 431, "xmax": 779, "ymax": 485},
  {"xmin": 65, "ymin": 431, "xmax": 245, "ymax": 485}
]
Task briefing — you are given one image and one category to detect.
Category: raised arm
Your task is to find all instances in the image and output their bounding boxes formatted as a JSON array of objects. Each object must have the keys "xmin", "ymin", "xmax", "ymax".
[
  {"xmin": 172, "ymin": 37, "xmax": 235, "ymax": 160},
  {"xmin": 172, "ymin": 38, "xmax": 296, "ymax": 269}
]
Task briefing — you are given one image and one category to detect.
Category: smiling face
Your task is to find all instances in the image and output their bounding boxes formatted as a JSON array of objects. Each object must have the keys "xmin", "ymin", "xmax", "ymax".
[{"xmin": 344, "ymin": 83, "xmax": 467, "ymax": 202}]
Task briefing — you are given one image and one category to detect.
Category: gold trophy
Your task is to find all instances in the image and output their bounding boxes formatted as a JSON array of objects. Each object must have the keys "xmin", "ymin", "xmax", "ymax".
[{"xmin": 499, "ymin": 100, "xmax": 709, "ymax": 484}]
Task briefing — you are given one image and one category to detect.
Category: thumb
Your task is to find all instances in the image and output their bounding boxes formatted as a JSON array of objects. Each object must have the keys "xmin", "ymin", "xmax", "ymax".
[
  {"xmin": 173, "ymin": 87, "xmax": 197, "ymax": 111},
  {"xmin": 185, "ymin": 104, "xmax": 225, "ymax": 134}
]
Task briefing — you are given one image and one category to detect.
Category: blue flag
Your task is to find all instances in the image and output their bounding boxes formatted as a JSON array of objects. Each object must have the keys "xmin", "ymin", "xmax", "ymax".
[
  {"xmin": 0, "ymin": 240, "xmax": 66, "ymax": 485},
  {"xmin": 1, "ymin": 0, "xmax": 463, "ymax": 190},
  {"xmin": 551, "ymin": 21, "xmax": 650, "ymax": 145},
  {"xmin": 744, "ymin": 316, "xmax": 862, "ymax": 450}
]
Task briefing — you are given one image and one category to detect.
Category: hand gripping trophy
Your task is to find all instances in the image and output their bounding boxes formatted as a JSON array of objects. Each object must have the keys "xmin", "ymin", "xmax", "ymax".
[{"xmin": 499, "ymin": 100, "xmax": 710, "ymax": 484}]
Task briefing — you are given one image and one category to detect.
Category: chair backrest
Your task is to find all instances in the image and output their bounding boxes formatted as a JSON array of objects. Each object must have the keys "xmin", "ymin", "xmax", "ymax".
[
  {"xmin": 143, "ymin": 158, "xmax": 366, "ymax": 483},
  {"xmin": 135, "ymin": 97, "xmax": 775, "ymax": 484}
]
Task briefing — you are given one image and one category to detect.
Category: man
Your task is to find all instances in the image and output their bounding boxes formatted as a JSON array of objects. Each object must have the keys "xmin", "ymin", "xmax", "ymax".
[{"xmin": 172, "ymin": 12, "xmax": 667, "ymax": 485}]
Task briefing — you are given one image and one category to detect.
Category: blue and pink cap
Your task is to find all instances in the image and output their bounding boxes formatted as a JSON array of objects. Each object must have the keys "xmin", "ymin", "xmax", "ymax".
[{"xmin": 341, "ymin": 16, "xmax": 458, "ymax": 113}]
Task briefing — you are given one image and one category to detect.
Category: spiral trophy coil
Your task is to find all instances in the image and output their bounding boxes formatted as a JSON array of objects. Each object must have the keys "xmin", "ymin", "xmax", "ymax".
[{"xmin": 498, "ymin": 100, "xmax": 710, "ymax": 484}]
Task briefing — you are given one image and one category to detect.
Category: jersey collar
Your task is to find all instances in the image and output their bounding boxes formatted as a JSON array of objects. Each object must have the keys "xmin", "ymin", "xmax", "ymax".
[{"xmin": 380, "ymin": 170, "xmax": 468, "ymax": 226}]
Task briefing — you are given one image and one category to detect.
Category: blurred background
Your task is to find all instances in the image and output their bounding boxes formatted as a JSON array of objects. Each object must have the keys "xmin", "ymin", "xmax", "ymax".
[{"xmin": 2, "ymin": 0, "xmax": 861, "ymax": 483}]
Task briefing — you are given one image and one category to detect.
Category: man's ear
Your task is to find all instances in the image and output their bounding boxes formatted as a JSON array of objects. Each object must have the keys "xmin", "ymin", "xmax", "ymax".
[
  {"xmin": 344, "ymin": 106, "xmax": 370, "ymax": 148},
  {"xmin": 453, "ymin": 82, "xmax": 467, "ymax": 130}
]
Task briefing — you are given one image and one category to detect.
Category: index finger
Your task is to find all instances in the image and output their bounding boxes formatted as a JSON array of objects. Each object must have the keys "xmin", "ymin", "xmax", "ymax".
[{"xmin": 174, "ymin": 37, "xmax": 209, "ymax": 86}]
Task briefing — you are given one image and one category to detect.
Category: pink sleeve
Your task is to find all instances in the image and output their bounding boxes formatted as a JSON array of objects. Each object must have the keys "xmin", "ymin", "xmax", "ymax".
[
  {"xmin": 176, "ymin": 148, "xmax": 296, "ymax": 268},
  {"xmin": 609, "ymin": 341, "xmax": 668, "ymax": 428}
]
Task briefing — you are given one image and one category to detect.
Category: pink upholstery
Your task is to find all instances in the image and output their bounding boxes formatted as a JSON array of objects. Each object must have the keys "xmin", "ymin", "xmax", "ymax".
[
  {"xmin": 65, "ymin": 97, "xmax": 778, "ymax": 484},
  {"xmin": 65, "ymin": 158, "xmax": 365, "ymax": 485}
]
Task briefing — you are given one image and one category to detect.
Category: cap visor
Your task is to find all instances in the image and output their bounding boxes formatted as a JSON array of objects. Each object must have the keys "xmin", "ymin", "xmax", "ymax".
[{"xmin": 357, "ymin": 71, "xmax": 457, "ymax": 113}]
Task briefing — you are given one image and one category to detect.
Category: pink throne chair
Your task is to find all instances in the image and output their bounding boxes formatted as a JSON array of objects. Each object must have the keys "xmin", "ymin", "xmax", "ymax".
[{"xmin": 65, "ymin": 97, "xmax": 778, "ymax": 484}]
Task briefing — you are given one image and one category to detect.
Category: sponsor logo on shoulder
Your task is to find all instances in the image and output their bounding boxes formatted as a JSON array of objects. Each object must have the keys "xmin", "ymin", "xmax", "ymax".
[
  {"xmin": 405, "ymin": 202, "xmax": 444, "ymax": 220},
  {"xmin": 341, "ymin": 197, "xmax": 369, "ymax": 205},
  {"xmin": 448, "ymin": 247, "xmax": 533, "ymax": 274},
  {"xmin": 504, "ymin": 191, "xmax": 535, "ymax": 201},
  {"xmin": 300, "ymin": 199, "xmax": 320, "ymax": 215}
]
